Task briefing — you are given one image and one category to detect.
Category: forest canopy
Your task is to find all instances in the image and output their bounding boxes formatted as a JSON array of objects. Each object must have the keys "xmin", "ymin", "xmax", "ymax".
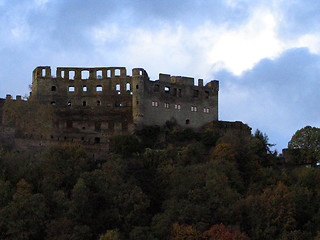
[{"xmin": 0, "ymin": 125, "xmax": 319, "ymax": 240}]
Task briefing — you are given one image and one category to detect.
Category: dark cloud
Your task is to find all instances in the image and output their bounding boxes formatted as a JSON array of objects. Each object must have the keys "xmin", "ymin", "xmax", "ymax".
[
  {"xmin": 215, "ymin": 47, "xmax": 320, "ymax": 150},
  {"xmin": 277, "ymin": 0, "xmax": 320, "ymax": 38}
]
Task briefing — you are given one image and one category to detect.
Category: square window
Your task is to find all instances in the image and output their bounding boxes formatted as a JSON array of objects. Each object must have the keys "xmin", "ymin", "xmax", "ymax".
[{"xmin": 68, "ymin": 86, "xmax": 75, "ymax": 92}]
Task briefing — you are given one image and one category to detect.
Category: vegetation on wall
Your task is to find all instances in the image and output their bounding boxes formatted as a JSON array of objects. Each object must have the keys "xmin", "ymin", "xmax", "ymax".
[
  {"xmin": 2, "ymin": 97, "xmax": 54, "ymax": 138},
  {"xmin": 0, "ymin": 125, "xmax": 319, "ymax": 239}
]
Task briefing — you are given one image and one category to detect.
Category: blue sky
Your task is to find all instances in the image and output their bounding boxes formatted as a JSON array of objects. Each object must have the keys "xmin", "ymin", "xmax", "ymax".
[{"xmin": 1, "ymin": 0, "xmax": 320, "ymax": 151}]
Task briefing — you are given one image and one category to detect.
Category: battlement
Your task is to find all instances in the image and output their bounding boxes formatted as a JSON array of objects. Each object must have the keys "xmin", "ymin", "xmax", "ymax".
[{"xmin": 33, "ymin": 66, "xmax": 130, "ymax": 81}]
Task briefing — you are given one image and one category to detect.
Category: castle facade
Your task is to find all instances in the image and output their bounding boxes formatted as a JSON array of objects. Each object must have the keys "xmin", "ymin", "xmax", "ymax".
[{"xmin": 30, "ymin": 66, "xmax": 219, "ymax": 144}]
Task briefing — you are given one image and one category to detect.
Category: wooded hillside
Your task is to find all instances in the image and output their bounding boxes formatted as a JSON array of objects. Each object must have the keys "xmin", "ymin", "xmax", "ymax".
[{"xmin": 0, "ymin": 125, "xmax": 319, "ymax": 240}]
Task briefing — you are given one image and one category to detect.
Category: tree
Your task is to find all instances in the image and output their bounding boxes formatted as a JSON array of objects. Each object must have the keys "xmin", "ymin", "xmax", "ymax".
[
  {"xmin": 0, "ymin": 179, "xmax": 49, "ymax": 240},
  {"xmin": 109, "ymin": 135, "xmax": 142, "ymax": 157},
  {"xmin": 99, "ymin": 229, "xmax": 121, "ymax": 240},
  {"xmin": 170, "ymin": 223, "xmax": 202, "ymax": 240},
  {"xmin": 203, "ymin": 223, "xmax": 249, "ymax": 240},
  {"xmin": 2, "ymin": 97, "xmax": 54, "ymax": 139},
  {"xmin": 288, "ymin": 126, "xmax": 320, "ymax": 165}
]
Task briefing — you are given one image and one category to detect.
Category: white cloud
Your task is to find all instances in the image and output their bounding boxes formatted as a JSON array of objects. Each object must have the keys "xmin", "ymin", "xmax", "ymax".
[
  {"xmin": 206, "ymin": 8, "xmax": 283, "ymax": 75},
  {"xmin": 88, "ymin": 7, "xmax": 290, "ymax": 79},
  {"xmin": 34, "ymin": 0, "xmax": 51, "ymax": 7},
  {"xmin": 295, "ymin": 34, "xmax": 320, "ymax": 54},
  {"xmin": 93, "ymin": 24, "xmax": 121, "ymax": 45}
]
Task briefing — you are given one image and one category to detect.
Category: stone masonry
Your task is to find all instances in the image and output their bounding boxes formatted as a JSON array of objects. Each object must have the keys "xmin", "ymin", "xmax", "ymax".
[{"xmin": 30, "ymin": 66, "xmax": 219, "ymax": 145}]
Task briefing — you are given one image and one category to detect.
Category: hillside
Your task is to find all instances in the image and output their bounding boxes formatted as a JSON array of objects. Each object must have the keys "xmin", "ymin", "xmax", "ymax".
[{"xmin": 0, "ymin": 125, "xmax": 320, "ymax": 240}]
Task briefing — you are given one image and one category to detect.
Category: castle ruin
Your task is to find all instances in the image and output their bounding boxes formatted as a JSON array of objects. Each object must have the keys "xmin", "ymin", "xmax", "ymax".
[{"xmin": 30, "ymin": 66, "xmax": 219, "ymax": 145}]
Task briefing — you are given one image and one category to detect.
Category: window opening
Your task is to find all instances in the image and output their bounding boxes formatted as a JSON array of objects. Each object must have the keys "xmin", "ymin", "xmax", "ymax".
[
  {"xmin": 193, "ymin": 90, "xmax": 199, "ymax": 97},
  {"xmin": 116, "ymin": 84, "xmax": 120, "ymax": 91},
  {"xmin": 81, "ymin": 70, "xmax": 89, "ymax": 79},
  {"xmin": 97, "ymin": 100, "xmax": 101, "ymax": 106},
  {"xmin": 83, "ymin": 86, "xmax": 87, "ymax": 92},
  {"xmin": 174, "ymin": 104, "xmax": 181, "ymax": 110},
  {"xmin": 203, "ymin": 108, "xmax": 210, "ymax": 113},
  {"xmin": 152, "ymin": 101, "xmax": 158, "ymax": 107},
  {"xmin": 51, "ymin": 101, "xmax": 56, "ymax": 106},
  {"xmin": 61, "ymin": 70, "xmax": 65, "ymax": 78},
  {"xmin": 67, "ymin": 101, "xmax": 71, "ymax": 107},
  {"xmin": 136, "ymin": 84, "xmax": 139, "ymax": 89},
  {"xmin": 107, "ymin": 69, "xmax": 111, "ymax": 78},
  {"xmin": 51, "ymin": 86, "xmax": 56, "ymax": 91},
  {"xmin": 69, "ymin": 71, "xmax": 75, "ymax": 80},
  {"xmin": 139, "ymin": 70, "xmax": 143, "ymax": 75},
  {"xmin": 191, "ymin": 106, "xmax": 198, "ymax": 112},
  {"xmin": 95, "ymin": 137, "xmax": 100, "ymax": 144},
  {"xmin": 83, "ymin": 101, "xmax": 87, "ymax": 106},
  {"xmin": 164, "ymin": 103, "xmax": 170, "ymax": 109},
  {"xmin": 82, "ymin": 126, "xmax": 86, "ymax": 130},
  {"xmin": 96, "ymin": 70, "xmax": 102, "ymax": 79},
  {"xmin": 42, "ymin": 69, "xmax": 46, "ymax": 77},
  {"xmin": 186, "ymin": 119, "xmax": 190, "ymax": 125},
  {"xmin": 96, "ymin": 85, "xmax": 103, "ymax": 92},
  {"xmin": 68, "ymin": 86, "xmax": 75, "ymax": 92},
  {"xmin": 126, "ymin": 83, "xmax": 130, "ymax": 91},
  {"xmin": 115, "ymin": 69, "xmax": 120, "ymax": 76},
  {"xmin": 205, "ymin": 91, "xmax": 209, "ymax": 99},
  {"xmin": 165, "ymin": 86, "xmax": 170, "ymax": 92}
]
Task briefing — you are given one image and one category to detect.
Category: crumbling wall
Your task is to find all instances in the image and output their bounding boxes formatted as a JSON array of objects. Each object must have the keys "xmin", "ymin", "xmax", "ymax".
[
  {"xmin": 31, "ymin": 66, "xmax": 134, "ymax": 144},
  {"xmin": 133, "ymin": 70, "xmax": 219, "ymax": 128}
]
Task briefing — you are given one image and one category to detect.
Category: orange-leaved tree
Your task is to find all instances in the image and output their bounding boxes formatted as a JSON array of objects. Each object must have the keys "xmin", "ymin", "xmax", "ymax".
[{"xmin": 203, "ymin": 223, "xmax": 249, "ymax": 240}]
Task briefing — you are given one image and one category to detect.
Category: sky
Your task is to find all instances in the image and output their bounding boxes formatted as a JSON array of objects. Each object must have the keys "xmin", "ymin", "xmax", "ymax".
[{"xmin": 1, "ymin": 0, "xmax": 320, "ymax": 152}]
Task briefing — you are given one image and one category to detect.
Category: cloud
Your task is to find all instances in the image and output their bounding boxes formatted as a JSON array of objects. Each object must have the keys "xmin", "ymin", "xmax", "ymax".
[
  {"xmin": 215, "ymin": 47, "xmax": 320, "ymax": 150},
  {"xmin": 1, "ymin": 0, "xmax": 320, "ymax": 152}
]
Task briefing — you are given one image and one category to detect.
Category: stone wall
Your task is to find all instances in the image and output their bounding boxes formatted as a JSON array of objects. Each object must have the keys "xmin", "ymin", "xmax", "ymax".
[{"xmin": 132, "ymin": 68, "xmax": 219, "ymax": 128}]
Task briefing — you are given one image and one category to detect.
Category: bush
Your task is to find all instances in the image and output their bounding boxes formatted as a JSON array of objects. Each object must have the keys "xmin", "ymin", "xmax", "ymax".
[{"xmin": 109, "ymin": 135, "xmax": 142, "ymax": 157}]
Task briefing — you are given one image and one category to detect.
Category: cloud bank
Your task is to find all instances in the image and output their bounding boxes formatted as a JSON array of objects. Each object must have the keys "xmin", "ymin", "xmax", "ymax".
[{"xmin": 1, "ymin": 0, "xmax": 320, "ymax": 150}]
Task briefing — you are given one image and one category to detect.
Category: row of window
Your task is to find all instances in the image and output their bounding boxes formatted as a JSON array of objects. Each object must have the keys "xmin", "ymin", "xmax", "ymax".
[
  {"xmin": 51, "ymin": 84, "xmax": 131, "ymax": 93},
  {"xmin": 51, "ymin": 100, "xmax": 127, "ymax": 107},
  {"xmin": 42, "ymin": 69, "xmax": 124, "ymax": 79},
  {"xmin": 154, "ymin": 85, "xmax": 210, "ymax": 99},
  {"xmin": 151, "ymin": 101, "xmax": 210, "ymax": 113}
]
